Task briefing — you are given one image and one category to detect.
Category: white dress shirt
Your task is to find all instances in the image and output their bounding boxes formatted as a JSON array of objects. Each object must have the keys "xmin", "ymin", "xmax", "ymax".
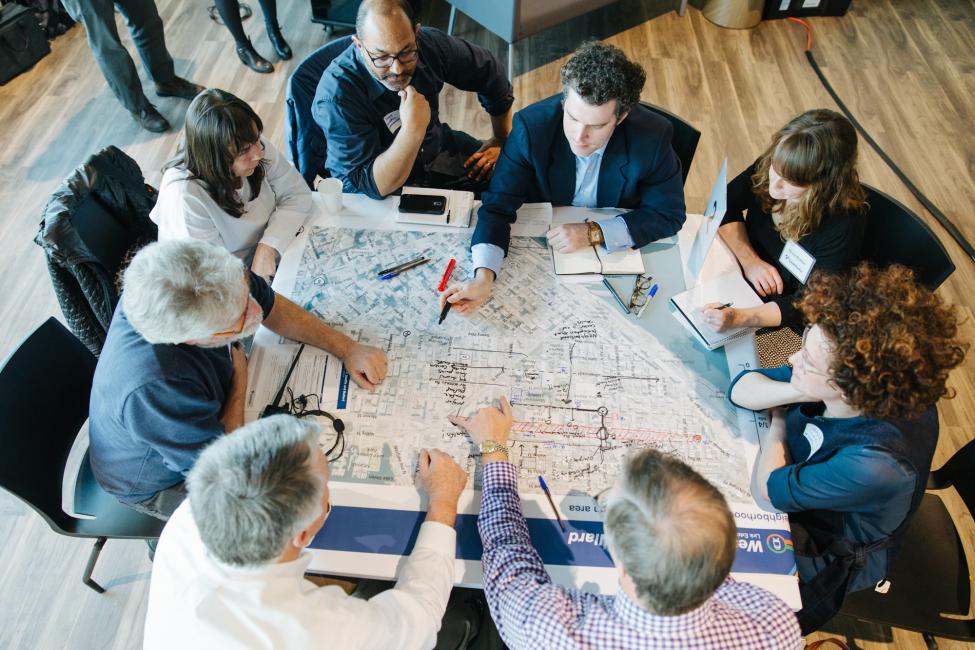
[
  {"xmin": 144, "ymin": 501, "xmax": 457, "ymax": 650},
  {"xmin": 150, "ymin": 137, "xmax": 313, "ymax": 260}
]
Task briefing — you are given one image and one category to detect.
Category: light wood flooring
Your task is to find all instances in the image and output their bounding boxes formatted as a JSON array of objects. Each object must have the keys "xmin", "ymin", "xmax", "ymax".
[{"xmin": 1, "ymin": 0, "xmax": 974, "ymax": 647}]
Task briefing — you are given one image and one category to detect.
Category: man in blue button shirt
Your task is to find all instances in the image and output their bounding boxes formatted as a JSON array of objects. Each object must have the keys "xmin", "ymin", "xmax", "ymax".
[
  {"xmin": 89, "ymin": 240, "xmax": 388, "ymax": 521},
  {"xmin": 441, "ymin": 42, "xmax": 686, "ymax": 314},
  {"xmin": 313, "ymin": 0, "xmax": 514, "ymax": 199}
]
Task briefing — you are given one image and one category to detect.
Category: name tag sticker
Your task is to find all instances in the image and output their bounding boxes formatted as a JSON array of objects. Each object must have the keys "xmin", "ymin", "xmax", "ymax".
[
  {"xmin": 383, "ymin": 110, "xmax": 402, "ymax": 134},
  {"xmin": 802, "ymin": 423, "xmax": 824, "ymax": 460},
  {"xmin": 779, "ymin": 240, "xmax": 816, "ymax": 284}
]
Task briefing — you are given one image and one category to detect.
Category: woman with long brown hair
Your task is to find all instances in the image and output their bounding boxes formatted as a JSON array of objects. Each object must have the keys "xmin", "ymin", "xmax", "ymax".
[
  {"xmin": 151, "ymin": 89, "xmax": 312, "ymax": 282},
  {"xmin": 728, "ymin": 263, "xmax": 967, "ymax": 632},
  {"xmin": 703, "ymin": 109, "xmax": 868, "ymax": 334}
]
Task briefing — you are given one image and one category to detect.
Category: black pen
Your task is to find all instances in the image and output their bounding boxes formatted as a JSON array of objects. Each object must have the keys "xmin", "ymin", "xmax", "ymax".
[
  {"xmin": 715, "ymin": 302, "xmax": 733, "ymax": 310},
  {"xmin": 438, "ymin": 301, "xmax": 452, "ymax": 324},
  {"xmin": 377, "ymin": 255, "xmax": 426, "ymax": 276},
  {"xmin": 602, "ymin": 278, "xmax": 631, "ymax": 314}
]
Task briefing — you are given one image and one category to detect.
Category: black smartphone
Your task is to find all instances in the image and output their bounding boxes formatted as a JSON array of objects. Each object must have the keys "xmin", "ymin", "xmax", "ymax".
[{"xmin": 398, "ymin": 193, "xmax": 447, "ymax": 215}]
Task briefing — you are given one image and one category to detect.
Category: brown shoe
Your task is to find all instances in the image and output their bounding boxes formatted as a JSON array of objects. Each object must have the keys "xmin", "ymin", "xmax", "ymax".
[{"xmin": 154, "ymin": 77, "xmax": 204, "ymax": 100}]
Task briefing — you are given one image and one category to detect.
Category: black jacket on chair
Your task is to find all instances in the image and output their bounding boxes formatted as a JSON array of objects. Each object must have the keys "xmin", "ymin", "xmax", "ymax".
[{"xmin": 34, "ymin": 146, "xmax": 158, "ymax": 356}]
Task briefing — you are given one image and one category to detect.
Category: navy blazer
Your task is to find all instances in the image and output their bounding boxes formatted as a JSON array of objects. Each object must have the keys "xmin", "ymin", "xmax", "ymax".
[{"xmin": 472, "ymin": 94, "xmax": 686, "ymax": 254}]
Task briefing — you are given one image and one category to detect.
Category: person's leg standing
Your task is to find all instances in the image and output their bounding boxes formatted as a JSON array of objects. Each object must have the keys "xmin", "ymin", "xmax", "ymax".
[
  {"xmin": 61, "ymin": 0, "xmax": 150, "ymax": 114},
  {"xmin": 114, "ymin": 0, "xmax": 175, "ymax": 85}
]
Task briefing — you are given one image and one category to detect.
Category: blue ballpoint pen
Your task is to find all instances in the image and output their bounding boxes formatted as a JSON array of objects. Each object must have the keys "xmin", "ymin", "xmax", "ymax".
[
  {"xmin": 538, "ymin": 475, "xmax": 567, "ymax": 532},
  {"xmin": 379, "ymin": 258, "xmax": 430, "ymax": 280},
  {"xmin": 636, "ymin": 283, "xmax": 659, "ymax": 318}
]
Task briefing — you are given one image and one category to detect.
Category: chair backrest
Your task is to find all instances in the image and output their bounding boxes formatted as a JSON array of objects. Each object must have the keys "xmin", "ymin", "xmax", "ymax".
[
  {"xmin": 285, "ymin": 36, "xmax": 354, "ymax": 189},
  {"xmin": 0, "ymin": 318, "xmax": 96, "ymax": 534},
  {"xmin": 929, "ymin": 438, "xmax": 975, "ymax": 512},
  {"xmin": 860, "ymin": 185, "xmax": 955, "ymax": 290},
  {"xmin": 639, "ymin": 102, "xmax": 700, "ymax": 187}
]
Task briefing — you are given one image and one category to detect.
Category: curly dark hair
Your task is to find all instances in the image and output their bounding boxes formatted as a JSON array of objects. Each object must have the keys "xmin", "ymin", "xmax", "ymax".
[
  {"xmin": 799, "ymin": 263, "xmax": 967, "ymax": 421},
  {"xmin": 560, "ymin": 41, "xmax": 646, "ymax": 117}
]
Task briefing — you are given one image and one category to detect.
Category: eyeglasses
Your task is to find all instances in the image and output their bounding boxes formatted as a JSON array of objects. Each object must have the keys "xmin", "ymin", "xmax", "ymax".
[
  {"xmin": 213, "ymin": 274, "xmax": 252, "ymax": 338},
  {"xmin": 796, "ymin": 326, "xmax": 830, "ymax": 377},
  {"xmin": 629, "ymin": 274, "xmax": 654, "ymax": 310},
  {"xmin": 364, "ymin": 44, "xmax": 419, "ymax": 68}
]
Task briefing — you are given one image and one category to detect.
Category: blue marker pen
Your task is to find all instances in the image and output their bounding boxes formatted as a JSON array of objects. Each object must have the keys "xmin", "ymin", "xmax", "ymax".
[{"xmin": 538, "ymin": 475, "xmax": 567, "ymax": 532}]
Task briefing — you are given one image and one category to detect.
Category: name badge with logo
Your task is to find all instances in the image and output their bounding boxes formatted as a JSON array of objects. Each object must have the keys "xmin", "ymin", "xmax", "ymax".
[
  {"xmin": 383, "ymin": 110, "xmax": 402, "ymax": 134},
  {"xmin": 779, "ymin": 240, "xmax": 816, "ymax": 284}
]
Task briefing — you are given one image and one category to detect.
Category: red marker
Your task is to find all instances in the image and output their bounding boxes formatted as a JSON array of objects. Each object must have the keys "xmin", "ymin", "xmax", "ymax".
[{"xmin": 438, "ymin": 258, "xmax": 456, "ymax": 292}]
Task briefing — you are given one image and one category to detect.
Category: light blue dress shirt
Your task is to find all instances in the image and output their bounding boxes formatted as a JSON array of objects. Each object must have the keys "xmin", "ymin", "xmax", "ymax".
[{"xmin": 471, "ymin": 144, "xmax": 636, "ymax": 277}]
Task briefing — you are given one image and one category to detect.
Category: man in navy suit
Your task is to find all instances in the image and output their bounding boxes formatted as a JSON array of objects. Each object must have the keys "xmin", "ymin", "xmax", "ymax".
[{"xmin": 442, "ymin": 42, "xmax": 686, "ymax": 314}]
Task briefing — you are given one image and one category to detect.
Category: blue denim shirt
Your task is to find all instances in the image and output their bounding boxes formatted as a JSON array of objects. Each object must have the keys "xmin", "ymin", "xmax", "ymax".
[{"xmin": 313, "ymin": 27, "xmax": 513, "ymax": 199}]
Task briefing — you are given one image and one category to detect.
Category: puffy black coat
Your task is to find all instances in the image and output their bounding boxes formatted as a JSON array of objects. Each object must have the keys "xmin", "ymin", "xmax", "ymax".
[{"xmin": 34, "ymin": 146, "xmax": 157, "ymax": 356}]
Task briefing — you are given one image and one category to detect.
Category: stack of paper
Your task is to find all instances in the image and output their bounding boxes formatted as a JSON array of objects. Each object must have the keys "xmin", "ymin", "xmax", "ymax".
[{"xmin": 670, "ymin": 272, "xmax": 763, "ymax": 350}]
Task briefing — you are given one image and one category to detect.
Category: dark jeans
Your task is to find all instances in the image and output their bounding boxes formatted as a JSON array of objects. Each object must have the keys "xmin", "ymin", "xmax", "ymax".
[
  {"xmin": 412, "ymin": 125, "xmax": 491, "ymax": 199},
  {"xmin": 60, "ymin": 0, "xmax": 176, "ymax": 112},
  {"xmin": 352, "ymin": 581, "xmax": 502, "ymax": 650},
  {"xmin": 127, "ymin": 481, "xmax": 186, "ymax": 559}
]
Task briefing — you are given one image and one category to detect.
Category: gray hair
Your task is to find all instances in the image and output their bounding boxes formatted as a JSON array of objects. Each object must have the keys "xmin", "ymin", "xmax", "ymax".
[
  {"xmin": 187, "ymin": 415, "xmax": 326, "ymax": 567},
  {"xmin": 356, "ymin": 0, "xmax": 415, "ymax": 39},
  {"xmin": 603, "ymin": 449, "xmax": 736, "ymax": 615},
  {"xmin": 121, "ymin": 240, "xmax": 246, "ymax": 344},
  {"xmin": 560, "ymin": 41, "xmax": 646, "ymax": 117}
]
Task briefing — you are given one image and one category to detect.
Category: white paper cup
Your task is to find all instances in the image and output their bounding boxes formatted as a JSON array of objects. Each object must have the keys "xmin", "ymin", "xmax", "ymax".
[{"xmin": 317, "ymin": 177, "xmax": 343, "ymax": 214}]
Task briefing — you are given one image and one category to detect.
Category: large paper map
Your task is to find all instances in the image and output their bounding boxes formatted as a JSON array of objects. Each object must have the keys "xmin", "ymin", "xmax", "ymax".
[{"xmin": 249, "ymin": 226, "xmax": 751, "ymax": 502}]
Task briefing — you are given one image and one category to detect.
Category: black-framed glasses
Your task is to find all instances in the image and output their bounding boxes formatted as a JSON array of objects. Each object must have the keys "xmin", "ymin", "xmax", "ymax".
[
  {"xmin": 629, "ymin": 274, "xmax": 654, "ymax": 310},
  {"xmin": 365, "ymin": 44, "xmax": 419, "ymax": 68}
]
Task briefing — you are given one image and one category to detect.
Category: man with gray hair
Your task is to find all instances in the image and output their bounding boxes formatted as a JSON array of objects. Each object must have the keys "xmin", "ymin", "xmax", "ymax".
[
  {"xmin": 89, "ymin": 239, "xmax": 387, "ymax": 522},
  {"xmin": 449, "ymin": 397, "xmax": 802, "ymax": 649},
  {"xmin": 144, "ymin": 415, "xmax": 469, "ymax": 649}
]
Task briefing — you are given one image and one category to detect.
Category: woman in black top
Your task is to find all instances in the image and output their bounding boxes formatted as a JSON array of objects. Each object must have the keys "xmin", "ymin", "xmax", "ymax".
[{"xmin": 703, "ymin": 109, "xmax": 867, "ymax": 333}]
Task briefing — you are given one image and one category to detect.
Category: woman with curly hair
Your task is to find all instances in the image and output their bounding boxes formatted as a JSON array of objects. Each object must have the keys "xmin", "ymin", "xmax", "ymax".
[
  {"xmin": 728, "ymin": 262, "xmax": 967, "ymax": 632},
  {"xmin": 150, "ymin": 89, "xmax": 312, "ymax": 282},
  {"xmin": 703, "ymin": 110, "xmax": 867, "ymax": 334}
]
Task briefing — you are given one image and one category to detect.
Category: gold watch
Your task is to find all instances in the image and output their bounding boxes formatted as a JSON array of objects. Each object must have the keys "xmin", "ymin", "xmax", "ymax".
[
  {"xmin": 587, "ymin": 221, "xmax": 604, "ymax": 246},
  {"xmin": 477, "ymin": 441, "xmax": 509, "ymax": 456}
]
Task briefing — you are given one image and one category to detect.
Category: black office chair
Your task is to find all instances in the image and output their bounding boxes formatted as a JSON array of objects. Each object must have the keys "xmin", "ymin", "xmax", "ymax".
[
  {"xmin": 639, "ymin": 101, "xmax": 701, "ymax": 186},
  {"xmin": 860, "ymin": 185, "xmax": 955, "ymax": 290},
  {"xmin": 35, "ymin": 146, "xmax": 158, "ymax": 356},
  {"xmin": 837, "ymin": 438, "xmax": 975, "ymax": 648},
  {"xmin": 0, "ymin": 318, "xmax": 165, "ymax": 593},
  {"xmin": 284, "ymin": 35, "xmax": 353, "ymax": 189}
]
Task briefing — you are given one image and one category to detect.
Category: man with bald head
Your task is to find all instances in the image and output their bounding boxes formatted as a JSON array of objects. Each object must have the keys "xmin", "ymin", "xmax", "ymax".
[{"xmin": 313, "ymin": 0, "xmax": 514, "ymax": 199}]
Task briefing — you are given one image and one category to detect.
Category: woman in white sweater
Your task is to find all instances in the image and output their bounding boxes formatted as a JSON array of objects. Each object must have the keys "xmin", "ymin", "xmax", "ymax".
[{"xmin": 151, "ymin": 88, "xmax": 312, "ymax": 282}]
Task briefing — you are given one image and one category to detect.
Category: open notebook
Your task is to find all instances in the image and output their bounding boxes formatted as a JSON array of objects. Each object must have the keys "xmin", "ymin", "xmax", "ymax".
[
  {"xmin": 670, "ymin": 272, "xmax": 763, "ymax": 350},
  {"xmin": 550, "ymin": 207, "xmax": 645, "ymax": 277}
]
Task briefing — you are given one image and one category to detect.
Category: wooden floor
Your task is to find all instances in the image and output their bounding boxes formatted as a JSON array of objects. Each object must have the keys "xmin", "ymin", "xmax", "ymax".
[{"xmin": 0, "ymin": 0, "xmax": 973, "ymax": 647}]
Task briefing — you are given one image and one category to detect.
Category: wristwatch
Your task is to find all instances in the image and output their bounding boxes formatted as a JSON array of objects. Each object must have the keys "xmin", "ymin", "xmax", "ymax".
[
  {"xmin": 587, "ymin": 221, "xmax": 604, "ymax": 247},
  {"xmin": 476, "ymin": 441, "xmax": 509, "ymax": 456}
]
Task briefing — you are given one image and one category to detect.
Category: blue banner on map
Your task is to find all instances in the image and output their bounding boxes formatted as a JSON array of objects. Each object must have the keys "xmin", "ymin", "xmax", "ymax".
[
  {"xmin": 336, "ymin": 365, "xmax": 350, "ymax": 409},
  {"xmin": 311, "ymin": 505, "xmax": 796, "ymax": 576}
]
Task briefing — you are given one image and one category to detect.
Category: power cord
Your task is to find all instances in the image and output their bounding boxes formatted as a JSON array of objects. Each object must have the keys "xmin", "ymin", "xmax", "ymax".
[{"xmin": 786, "ymin": 17, "xmax": 975, "ymax": 266}]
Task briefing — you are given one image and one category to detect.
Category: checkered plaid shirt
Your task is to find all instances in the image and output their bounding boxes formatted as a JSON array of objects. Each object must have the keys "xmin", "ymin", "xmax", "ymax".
[{"xmin": 478, "ymin": 462, "xmax": 802, "ymax": 649}]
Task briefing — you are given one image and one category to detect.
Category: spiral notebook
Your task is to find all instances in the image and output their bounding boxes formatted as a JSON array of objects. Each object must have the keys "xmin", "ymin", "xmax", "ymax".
[{"xmin": 669, "ymin": 272, "xmax": 763, "ymax": 350}]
